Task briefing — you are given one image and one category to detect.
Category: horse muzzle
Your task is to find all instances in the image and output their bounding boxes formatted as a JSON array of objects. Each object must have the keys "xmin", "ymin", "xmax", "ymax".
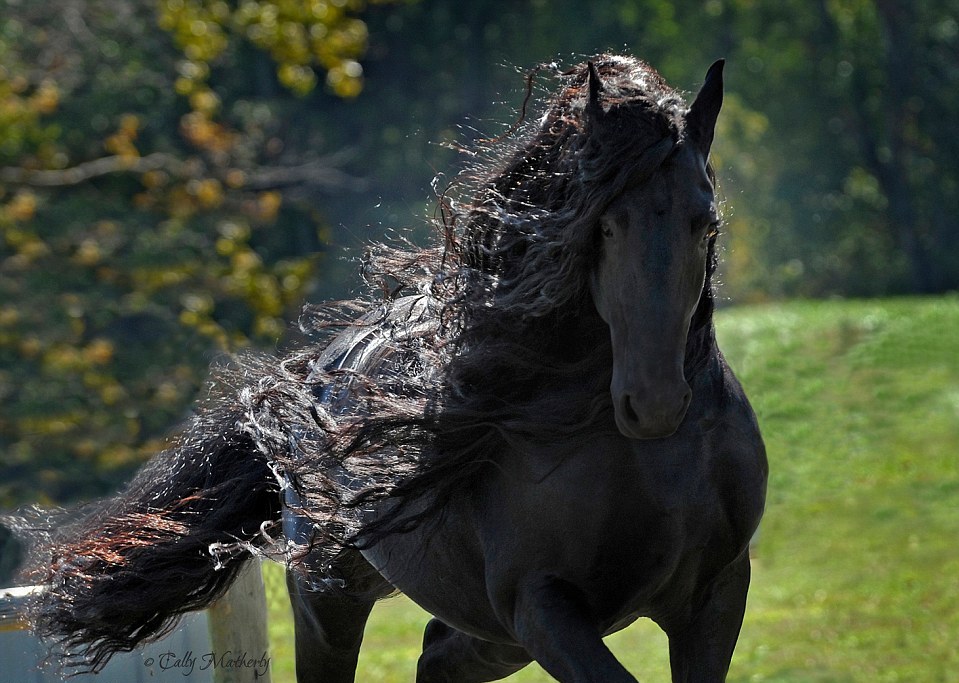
[{"xmin": 613, "ymin": 382, "xmax": 692, "ymax": 439}]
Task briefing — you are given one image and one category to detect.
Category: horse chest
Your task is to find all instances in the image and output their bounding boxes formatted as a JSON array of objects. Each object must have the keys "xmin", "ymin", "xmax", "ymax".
[
  {"xmin": 514, "ymin": 441, "xmax": 715, "ymax": 554},
  {"xmin": 493, "ymin": 412, "xmax": 762, "ymax": 617},
  {"xmin": 367, "ymin": 390, "xmax": 765, "ymax": 644}
]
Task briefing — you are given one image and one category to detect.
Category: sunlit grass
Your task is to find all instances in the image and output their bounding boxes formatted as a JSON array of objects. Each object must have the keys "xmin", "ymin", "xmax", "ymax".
[{"xmin": 264, "ymin": 296, "xmax": 959, "ymax": 682}]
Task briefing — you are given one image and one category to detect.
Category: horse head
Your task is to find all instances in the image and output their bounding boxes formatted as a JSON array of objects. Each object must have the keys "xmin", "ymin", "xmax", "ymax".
[{"xmin": 588, "ymin": 60, "xmax": 724, "ymax": 439}]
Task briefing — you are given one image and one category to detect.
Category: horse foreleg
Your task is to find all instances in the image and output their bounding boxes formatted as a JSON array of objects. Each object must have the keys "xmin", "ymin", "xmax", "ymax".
[
  {"xmin": 416, "ymin": 618, "xmax": 531, "ymax": 682},
  {"xmin": 285, "ymin": 551, "xmax": 392, "ymax": 683},
  {"xmin": 665, "ymin": 552, "xmax": 751, "ymax": 683},
  {"xmin": 510, "ymin": 575, "xmax": 637, "ymax": 683}
]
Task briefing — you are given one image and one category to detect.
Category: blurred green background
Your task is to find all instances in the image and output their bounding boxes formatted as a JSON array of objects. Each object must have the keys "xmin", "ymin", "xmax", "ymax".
[
  {"xmin": 1, "ymin": 0, "xmax": 957, "ymax": 680},
  {"xmin": 259, "ymin": 298, "xmax": 959, "ymax": 682}
]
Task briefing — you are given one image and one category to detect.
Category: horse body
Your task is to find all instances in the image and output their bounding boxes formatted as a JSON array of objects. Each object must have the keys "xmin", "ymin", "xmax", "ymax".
[
  {"xmin": 18, "ymin": 54, "xmax": 767, "ymax": 683},
  {"xmin": 289, "ymin": 75, "xmax": 767, "ymax": 679}
]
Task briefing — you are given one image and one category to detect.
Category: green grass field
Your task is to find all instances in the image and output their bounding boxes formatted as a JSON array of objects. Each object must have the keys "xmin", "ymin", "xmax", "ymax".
[{"xmin": 261, "ymin": 296, "xmax": 959, "ymax": 682}]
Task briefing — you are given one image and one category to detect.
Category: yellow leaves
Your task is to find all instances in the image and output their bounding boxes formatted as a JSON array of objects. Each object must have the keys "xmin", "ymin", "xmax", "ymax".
[
  {"xmin": 74, "ymin": 239, "xmax": 103, "ymax": 266},
  {"xmin": 225, "ymin": 169, "xmax": 246, "ymax": 189},
  {"xmin": 0, "ymin": 3, "xmax": 349, "ymax": 508},
  {"xmin": 154, "ymin": 380, "xmax": 182, "ymax": 405},
  {"xmin": 1, "ymin": 190, "xmax": 49, "ymax": 263},
  {"xmin": 218, "ymin": 219, "xmax": 249, "ymax": 240},
  {"xmin": 158, "ymin": 0, "xmax": 379, "ymax": 103},
  {"xmin": 237, "ymin": 191, "xmax": 284, "ymax": 224},
  {"xmin": 215, "ymin": 219, "xmax": 246, "ymax": 257},
  {"xmin": 142, "ymin": 174, "xmax": 226, "ymax": 218},
  {"xmin": 142, "ymin": 170, "xmax": 170, "ymax": 189},
  {"xmin": 99, "ymin": 443, "xmax": 140, "ymax": 468},
  {"xmin": 83, "ymin": 339, "xmax": 115, "ymax": 366},
  {"xmin": 325, "ymin": 59, "xmax": 363, "ymax": 98},
  {"xmin": 180, "ymin": 111, "xmax": 235, "ymax": 153},
  {"xmin": 4, "ymin": 72, "xmax": 29, "ymax": 96},
  {"xmin": 178, "ymin": 304, "xmax": 231, "ymax": 350},
  {"xmin": 119, "ymin": 114, "xmax": 141, "ymax": 138},
  {"xmin": 29, "ymin": 79, "xmax": 60, "ymax": 115},
  {"xmin": 98, "ymin": 382, "xmax": 127, "ymax": 406},
  {"xmin": 180, "ymin": 291, "xmax": 215, "ymax": 315},
  {"xmin": 174, "ymin": 59, "xmax": 212, "ymax": 96},
  {"xmin": 143, "ymin": 0, "xmax": 385, "ymax": 236},
  {"xmin": 255, "ymin": 190, "xmax": 282, "ymax": 222},
  {"xmin": 136, "ymin": 174, "xmax": 169, "ymax": 209},
  {"xmin": 157, "ymin": 0, "xmax": 230, "ymax": 62},
  {"xmin": 189, "ymin": 88, "xmax": 222, "ymax": 116},
  {"xmin": 19, "ymin": 336, "xmax": 42, "ymax": 358},
  {"xmin": 844, "ymin": 167, "xmax": 888, "ymax": 211},
  {"xmin": 104, "ymin": 114, "xmax": 141, "ymax": 158},
  {"xmin": 255, "ymin": 315, "xmax": 285, "ymax": 339},
  {"xmin": 131, "ymin": 264, "xmax": 191, "ymax": 293},
  {"xmin": 188, "ymin": 178, "xmax": 225, "ymax": 209},
  {"xmin": 41, "ymin": 344, "xmax": 82, "ymax": 373},
  {"xmin": 40, "ymin": 340, "xmax": 113, "ymax": 374},
  {"xmin": 0, "ymin": 73, "xmax": 60, "ymax": 156},
  {"xmin": 0, "ymin": 307, "xmax": 19, "ymax": 327},
  {"xmin": 18, "ymin": 413, "xmax": 82, "ymax": 437},
  {"xmin": 278, "ymin": 63, "xmax": 318, "ymax": 95},
  {"xmin": 231, "ymin": 248, "xmax": 264, "ymax": 272},
  {"xmin": 66, "ymin": 221, "xmax": 122, "ymax": 268},
  {"xmin": 6, "ymin": 189, "xmax": 37, "ymax": 222},
  {"xmin": 214, "ymin": 228, "xmax": 312, "ymax": 336}
]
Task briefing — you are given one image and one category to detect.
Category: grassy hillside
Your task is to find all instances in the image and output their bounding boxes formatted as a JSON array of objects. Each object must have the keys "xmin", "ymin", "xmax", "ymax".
[{"xmin": 261, "ymin": 296, "xmax": 959, "ymax": 682}]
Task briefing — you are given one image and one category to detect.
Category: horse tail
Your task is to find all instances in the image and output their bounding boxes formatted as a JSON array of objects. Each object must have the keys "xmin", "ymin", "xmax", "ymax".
[{"xmin": 13, "ymin": 391, "xmax": 282, "ymax": 673}]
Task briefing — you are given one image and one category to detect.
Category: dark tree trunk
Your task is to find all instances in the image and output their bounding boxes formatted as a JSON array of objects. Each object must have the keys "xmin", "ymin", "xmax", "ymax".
[{"xmin": 872, "ymin": 0, "xmax": 936, "ymax": 292}]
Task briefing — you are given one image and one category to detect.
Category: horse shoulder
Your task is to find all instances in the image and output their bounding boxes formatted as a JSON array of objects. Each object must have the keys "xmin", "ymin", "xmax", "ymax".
[{"xmin": 694, "ymin": 353, "xmax": 768, "ymax": 549}]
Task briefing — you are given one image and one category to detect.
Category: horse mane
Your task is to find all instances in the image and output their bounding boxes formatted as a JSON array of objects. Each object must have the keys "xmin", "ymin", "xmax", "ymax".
[{"xmin": 231, "ymin": 54, "xmax": 719, "ymax": 567}]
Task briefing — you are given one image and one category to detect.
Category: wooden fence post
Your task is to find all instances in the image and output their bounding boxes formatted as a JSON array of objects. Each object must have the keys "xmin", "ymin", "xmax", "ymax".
[{"xmin": 207, "ymin": 560, "xmax": 272, "ymax": 683}]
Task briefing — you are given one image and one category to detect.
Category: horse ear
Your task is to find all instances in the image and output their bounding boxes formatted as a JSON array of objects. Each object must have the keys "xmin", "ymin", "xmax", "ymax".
[
  {"xmin": 686, "ymin": 59, "xmax": 724, "ymax": 156},
  {"xmin": 586, "ymin": 61, "xmax": 604, "ymax": 127}
]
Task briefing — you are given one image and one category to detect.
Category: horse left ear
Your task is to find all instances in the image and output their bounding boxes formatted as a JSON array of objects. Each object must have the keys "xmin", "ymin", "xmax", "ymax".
[
  {"xmin": 686, "ymin": 59, "xmax": 724, "ymax": 157},
  {"xmin": 585, "ymin": 61, "xmax": 605, "ymax": 128}
]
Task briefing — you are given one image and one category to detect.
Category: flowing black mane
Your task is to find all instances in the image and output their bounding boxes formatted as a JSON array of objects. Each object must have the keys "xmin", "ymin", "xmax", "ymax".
[{"xmin": 211, "ymin": 54, "xmax": 719, "ymax": 566}]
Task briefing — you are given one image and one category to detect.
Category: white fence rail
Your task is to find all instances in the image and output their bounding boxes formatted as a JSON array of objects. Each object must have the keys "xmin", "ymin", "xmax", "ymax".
[{"xmin": 0, "ymin": 561, "xmax": 271, "ymax": 683}]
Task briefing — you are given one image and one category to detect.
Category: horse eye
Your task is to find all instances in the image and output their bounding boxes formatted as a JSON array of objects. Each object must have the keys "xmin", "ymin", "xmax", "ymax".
[
  {"xmin": 704, "ymin": 222, "xmax": 720, "ymax": 241},
  {"xmin": 600, "ymin": 217, "xmax": 615, "ymax": 238}
]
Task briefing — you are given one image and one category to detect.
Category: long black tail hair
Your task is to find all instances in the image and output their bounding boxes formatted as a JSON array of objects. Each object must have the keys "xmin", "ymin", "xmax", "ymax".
[{"xmin": 9, "ymin": 362, "xmax": 284, "ymax": 673}]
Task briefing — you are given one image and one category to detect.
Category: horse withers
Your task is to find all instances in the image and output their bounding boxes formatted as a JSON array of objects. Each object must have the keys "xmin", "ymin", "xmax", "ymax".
[{"xmin": 16, "ymin": 55, "xmax": 767, "ymax": 683}]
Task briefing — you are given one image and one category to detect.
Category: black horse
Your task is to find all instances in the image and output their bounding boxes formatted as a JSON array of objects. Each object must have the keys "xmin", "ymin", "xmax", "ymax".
[{"xmin": 16, "ymin": 55, "xmax": 767, "ymax": 682}]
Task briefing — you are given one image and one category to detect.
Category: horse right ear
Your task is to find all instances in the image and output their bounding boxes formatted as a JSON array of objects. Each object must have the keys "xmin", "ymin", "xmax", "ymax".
[
  {"xmin": 585, "ymin": 62, "xmax": 605, "ymax": 128},
  {"xmin": 686, "ymin": 59, "xmax": 724, "ymax": 157}
]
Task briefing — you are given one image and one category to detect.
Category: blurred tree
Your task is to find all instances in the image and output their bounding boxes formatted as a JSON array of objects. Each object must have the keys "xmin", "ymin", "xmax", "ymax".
[
  {"xmin": 823, "ymin": 0, "xmax": 959, "ymax": 292},
  {"xmin": 708, "ymin": 0, "xmax": 959, "ymax": 296},
  {"xmin": 0, "ymin": 0, "xmax": 398, "ymax": 508},
  {"xmin": 311, "ymin": 0, "xmax": 959, "ymax": 299},
  {"xmin": 2, "ymin": 0, "xmax": 957, "ymax": 509}
]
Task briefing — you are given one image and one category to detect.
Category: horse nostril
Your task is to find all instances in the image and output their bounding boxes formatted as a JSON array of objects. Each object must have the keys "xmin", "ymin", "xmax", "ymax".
[
  {"xmin": 622, "ymin": 395, "xmax": 640, "ymax": 424},
  {"xmin": 618, "ymin": 387, "xmax": 691, "ymax": 436},
  {"xmin": 678, "ymin": 389, "xmax": 692, "ymax": 420}
]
